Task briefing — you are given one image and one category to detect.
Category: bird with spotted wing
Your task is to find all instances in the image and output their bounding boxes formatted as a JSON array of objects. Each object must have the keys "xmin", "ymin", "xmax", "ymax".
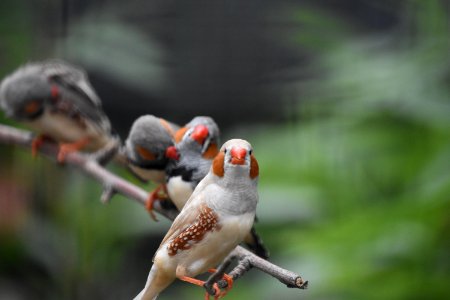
[
  {"xmin": 0, "ymin": 59, "xmax": 118, "ymax": 162},
  {"xmin": 165, "ymin": 116, "xmax": 269, "ymax": 259},
  {"xmin": 134, "ymin": 139, "xmax": 259, "ymax": 300}
]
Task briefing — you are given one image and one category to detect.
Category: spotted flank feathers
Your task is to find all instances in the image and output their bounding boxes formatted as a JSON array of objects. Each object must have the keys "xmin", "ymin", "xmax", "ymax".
[{"xmin": 167, "ymin": 205, "xmax": 220, "ymax": 256}]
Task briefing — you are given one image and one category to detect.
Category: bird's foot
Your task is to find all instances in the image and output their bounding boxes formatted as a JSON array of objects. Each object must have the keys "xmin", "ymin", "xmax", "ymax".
[
  {"xmin": 208, "ymin": 269, "xmax": 233, "ymax": 297},
  {"xmin": 145, "ymin": 184, "xmax": 169, "ymax": 221},
  {"xmin": 178, "ymin": 276, "xmax": 222, "ymax": 300},
  {"xmin": 57, "ymin": 137, "xmax": 90, "ymax": 163},
  {"xmin": 31, "ymin": 134, "xmax": 52, "ymax": 158}
]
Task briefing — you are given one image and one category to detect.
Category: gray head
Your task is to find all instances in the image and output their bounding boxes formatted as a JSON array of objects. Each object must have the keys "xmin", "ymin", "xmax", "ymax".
[
  {"xmin": 0, "ymin": 63, "xmax": 51, "ymax": 120},
  {"xmin": 217, "ymin": 139, "xmax": 258, "ymax": 179},
  {"xmin": 174, "ymin": 116, "xmax": 221, "ymax": 158},
  {"xmin": 125, "ymin": 115, "xmax": 178, "ymax": 170},
  {"xmin": 209, "ymin": 139, "xmax": 259, "ymax": 215},
  {"xmin": 166, "ymin": 116, "xmax": 221, "ymax": 185}
]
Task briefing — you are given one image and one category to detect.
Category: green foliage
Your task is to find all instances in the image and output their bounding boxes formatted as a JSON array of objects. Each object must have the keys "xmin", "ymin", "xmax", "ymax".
[
  {"xmin": 240, "ymin": 1, "xmax": 450, "ymax": 299},
  {"xmin": 1, "ymin": 0, "xmax": 449, "ymax": 299},
  {"xmin": 0, "ymin": 0, "xmax": 33, "ymax": 72}
]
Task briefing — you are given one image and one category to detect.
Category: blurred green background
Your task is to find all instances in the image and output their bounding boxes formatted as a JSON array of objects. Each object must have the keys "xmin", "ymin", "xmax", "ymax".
[{"xmin": 0, "ymin": 0, "xmax": 449, "ymax": 299}]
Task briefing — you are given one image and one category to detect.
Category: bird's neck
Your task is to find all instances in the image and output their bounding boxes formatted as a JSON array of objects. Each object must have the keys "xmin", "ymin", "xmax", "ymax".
[{"xmin": 212, "ymin": 172, "xmax": 258, "ymax": 216}]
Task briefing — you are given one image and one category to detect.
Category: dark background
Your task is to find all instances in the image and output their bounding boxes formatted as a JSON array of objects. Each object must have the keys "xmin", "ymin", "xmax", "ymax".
[{"xmin": 1, "ymin": 0, "xmax": 449, "ymax": 299}]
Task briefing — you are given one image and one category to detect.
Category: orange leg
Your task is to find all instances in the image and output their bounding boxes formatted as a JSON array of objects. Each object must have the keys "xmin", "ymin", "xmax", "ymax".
[
  {"xmin": 208, "ymin": 269, "xmax": 234, "ymax": 296},
  {"xmin": 145, "ymin": 184, "xmax": 168, "ymax": 221},
  {"xmin": 178, "ymin": 276, "xmax": 221, "ymax": 300},
  {"xmin": 31, "ymin": 134, "xmax": 52, "ymax": 158},
  {"xmin": 57, "ymin": 137, "xmax": 90, "ymax": 163}
]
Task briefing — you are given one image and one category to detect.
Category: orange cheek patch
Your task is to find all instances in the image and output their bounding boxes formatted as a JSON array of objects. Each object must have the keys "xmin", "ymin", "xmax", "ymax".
[
  {"xmin": 24, "ymin": 100, "xmax": 41, "ymax": 115},
  {"xmin": 136, "ymin": 145, "xmax": 156, "ymax": 161},
  {"xmin": 174, "ymin": 127, "xmax": 188, "ymax": 143},
  {"xmin": 212, "ymin": 152, "xmax": 225, "ymax": 177},
  {"xmin": 202, "ymin": 143, "xmax": 219, "ymax": 159},
  {"xmin": 250, "ymin": 155, "xmax": 259, "ymax": 179}
]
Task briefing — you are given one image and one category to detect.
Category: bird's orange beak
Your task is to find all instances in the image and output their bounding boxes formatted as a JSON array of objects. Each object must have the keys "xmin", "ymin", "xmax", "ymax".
[
  {"xmin": 230, "ymin": 147, "xmax": 247, "ymax": 165},
  {"xmin": 191, "ymin": 125, "xmax": 209, "ymax": 145},
  {"xmin": 165, "ymin": 146, "xmax": 179, "ymax": 160}
]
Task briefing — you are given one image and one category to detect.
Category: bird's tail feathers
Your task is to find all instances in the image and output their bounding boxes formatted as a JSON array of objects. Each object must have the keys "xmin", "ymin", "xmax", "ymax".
[
  {"xmin": 134, "ymin": 265, "xmax": 174, "ymax": 300},
  {"xmin": 244, "ymin": 227, "xmax": 270, "ymax": 260}
]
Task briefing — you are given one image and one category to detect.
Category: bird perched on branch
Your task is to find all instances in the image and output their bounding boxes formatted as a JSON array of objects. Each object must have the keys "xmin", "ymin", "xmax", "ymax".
[
  {"xmin": 165, "ymin": 116, "xmax": 269, "ymax": 259},
  {"xmin": 125, "ymin": 115, "xmax": 179, "ymax": 183},
  {"xmin": 124, "ymin": 114, "xmax": 179, "ymax": 219},
  {"xmin": 165, "ymin": 116, "xmax": 221, "ymax": 210},
  {"xmin": 126, "ymin": 115, "xmax": 268, "ymax": 258},
  {"xmin": 134, "ymin": 139, "xmax": 259, "ymax": 300},
  {"xmin": 0, "ymin": 60, "xmax": 118, "ymax": 162}
]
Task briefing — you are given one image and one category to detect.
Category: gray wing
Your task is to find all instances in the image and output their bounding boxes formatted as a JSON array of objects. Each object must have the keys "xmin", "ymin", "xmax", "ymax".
[
  {"xmin": 42, "ymin": 60, "xmax": 111, "ymax": 133},
  {"xmin": 156, "ymin": 173, "xmax": 215, "ymax": 252},
  {"xmin": 42, "ymin": 60, "xmax": 102, "ymax": 107}
]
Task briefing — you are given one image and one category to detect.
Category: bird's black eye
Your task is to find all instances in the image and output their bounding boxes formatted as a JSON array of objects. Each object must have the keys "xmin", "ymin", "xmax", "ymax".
[
  {"xmin": 249, "ymin": 150, "xmax": 253, "ymax": 155},
  {"xmin": 224, "ymin": 149, "xmax": 227, "ymax": 154}
]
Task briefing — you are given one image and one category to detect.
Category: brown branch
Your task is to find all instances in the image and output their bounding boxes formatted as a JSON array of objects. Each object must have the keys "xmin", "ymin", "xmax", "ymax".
[
  {"xmin": 204, "ymin": 255, "xmax": 235, "ymax": 295},
  {"xmin": 100, "ymin": 184, "xmax": 116, "ymax": 204},
  {"xmin": 0, "ymin": 123, "xmax": 178, "ymax": 220},
  {"xmin": 218, "ymin": 256, "xmax": 251, "ymax": 288},
  {"xmin": 231, "ymin": 246, "xmax": 308, "ymax": 289},
  {"xmin": 0, "ymin": 123, "xmax": 308, "ymax": 293}
]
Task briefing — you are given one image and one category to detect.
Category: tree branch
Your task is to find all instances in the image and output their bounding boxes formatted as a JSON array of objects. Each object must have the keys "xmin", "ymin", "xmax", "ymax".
[
  {"xmin": 204, "ymin": 255, "xmax": 234, "ymax": 295},
  {"xmin": 0, "ymin": 123, "xmax": 308, "ymax": 293},
  {"xmin": 0, "ymin": 124, "xmax": 179, "ymax": 220}
]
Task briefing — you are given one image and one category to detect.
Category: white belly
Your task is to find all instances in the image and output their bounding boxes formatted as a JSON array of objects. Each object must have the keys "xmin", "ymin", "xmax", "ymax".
[
  {"xmin": 166, "ymin": 176, "xmax": 194, "ymax": 210},
  {"xmin": 26, "ymin": 111, "xmax": 109, "ymax": 150}
]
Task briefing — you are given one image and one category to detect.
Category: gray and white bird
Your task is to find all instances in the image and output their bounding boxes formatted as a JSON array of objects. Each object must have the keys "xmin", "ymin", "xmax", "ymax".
[
  {"xmin": 166, "ymin": 116, "xmax": 269, "ymax": 259},
  {"xmin": 124, "ymin": 114, "xmax": 179, "ymax": 219},
  {"xmin": 165, "ymin": 116, "xmax": 221, "ymax": 210},
  {"xmin": 125, "ymin": 114, "xmax": 179, "ymax": 184},
  {"xmin": 0, "ymin": 60, "xmax": 117, "ymax": 162},
  {"xmin": 134, "ymin": 139, "xmax": 259, "ymax": 300}
]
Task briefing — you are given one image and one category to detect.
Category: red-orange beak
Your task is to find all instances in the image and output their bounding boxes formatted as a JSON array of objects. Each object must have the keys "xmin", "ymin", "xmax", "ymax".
[
  {"xmin": 191, "ymin": 125, "xmax": 209, "ymax": 145},
  {"xmin": 230, "ymin": 147, "xmax": 247, "ymax": 165},
  {"xmin": 165, "ymin": 146, "xmax": 179, "ymax": 160}
]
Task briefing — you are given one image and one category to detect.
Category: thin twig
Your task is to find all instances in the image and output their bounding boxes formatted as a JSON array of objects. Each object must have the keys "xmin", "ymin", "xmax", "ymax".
[
  {"xmin": 217, "ymin": 256, "xmax": 251, "ymax": 289},
  {"xmin": 0, "ymin": 123, "xmax": 308, "ymax": 292},
  {"xmin": 100, "ymin": 184, "xmax": 116, "ymax": 204},
  {"xmin": 0, "ymin": 123, "xmax": 178, "ymax": 220},
  {"xmin": 233, "ymin": 246, "xmax": 309, "ymax": 289}
]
